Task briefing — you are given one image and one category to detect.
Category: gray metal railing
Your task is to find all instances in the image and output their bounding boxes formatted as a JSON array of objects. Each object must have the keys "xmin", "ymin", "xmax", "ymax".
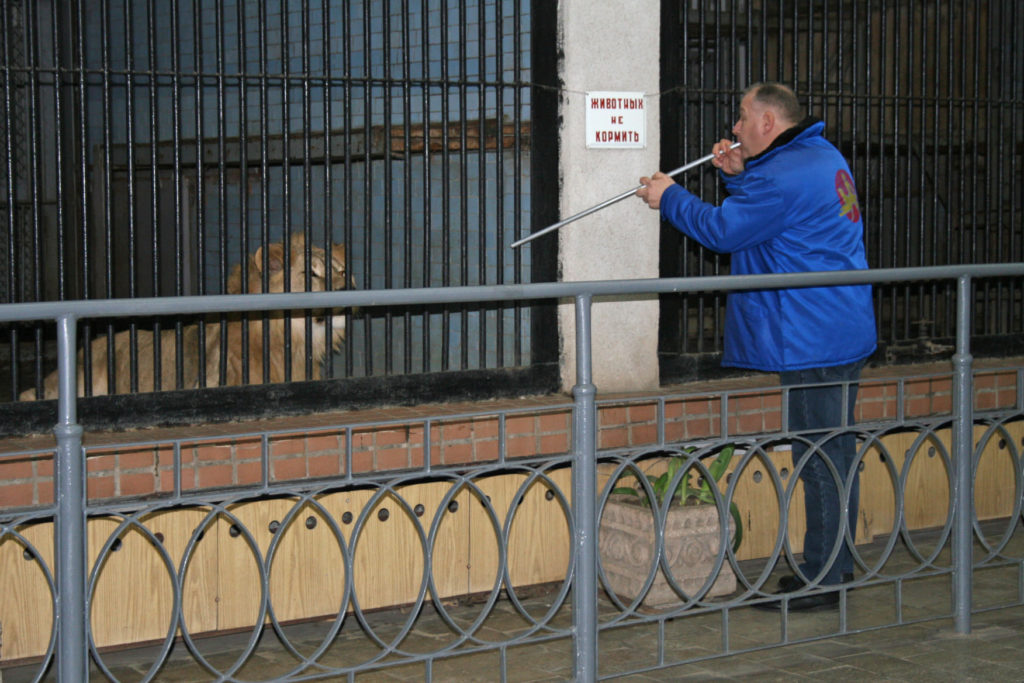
[{"xmin": 1, "ymin": 262, "xmax": 1024, "ymax": 682}]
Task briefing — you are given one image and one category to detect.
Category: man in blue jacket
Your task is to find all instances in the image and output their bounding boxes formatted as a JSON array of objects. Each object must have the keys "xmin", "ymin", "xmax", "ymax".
[{"xmin": 637, "ymin": 82, "xmax": 876, "ymax": 611}]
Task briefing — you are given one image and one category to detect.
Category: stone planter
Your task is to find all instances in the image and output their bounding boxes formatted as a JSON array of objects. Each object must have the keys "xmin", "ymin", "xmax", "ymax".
[{"xmin": 599, "ymin": 496, "xmax": 736, "ymax": 609}]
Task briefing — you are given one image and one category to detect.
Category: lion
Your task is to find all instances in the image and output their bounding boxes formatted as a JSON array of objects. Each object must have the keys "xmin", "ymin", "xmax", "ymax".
[
  {"xmin": 16, "ymin": 325, "xmax": 205, "ymax": 401},
  {"xmin": 203, "ymin": 233, "xmax": 355, "ymax": 387},
  {"xmin": 18, "ymin": 234, "xmax": 354, "ymax": 400}
]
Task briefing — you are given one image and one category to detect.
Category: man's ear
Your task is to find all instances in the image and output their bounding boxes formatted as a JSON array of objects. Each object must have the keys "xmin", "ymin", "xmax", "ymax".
[{"xmin": 761, "ymin": 108, "xmax": 776, "ymax": 135}]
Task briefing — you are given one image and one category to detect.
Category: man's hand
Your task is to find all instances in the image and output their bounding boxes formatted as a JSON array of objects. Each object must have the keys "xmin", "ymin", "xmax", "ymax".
[
  {"xmin": 636, "ymin": 172, "xmax": 676, "ymax": 210},
  {"xmin": 711, "ymin": 138, "xmax": 744, "ymax": 175}
]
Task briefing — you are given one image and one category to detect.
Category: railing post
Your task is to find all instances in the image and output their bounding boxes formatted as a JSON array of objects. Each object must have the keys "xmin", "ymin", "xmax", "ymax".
[
  {"xmin": 54, "ymin": 314, "xmax": 87, "ymax": 681},
  {"xmin": 572, "ymin": 293, "xmax": 598, "ymax": 682},
  {"xmin": 952, "ymin": 275, "xmax": 974, "ymax": 634}
]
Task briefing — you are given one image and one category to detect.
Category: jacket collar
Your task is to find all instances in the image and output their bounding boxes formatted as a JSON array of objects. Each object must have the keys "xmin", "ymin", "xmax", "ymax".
[{"xmin": 745, "ymin": 116, "xmax": 823, "ymax": 166}]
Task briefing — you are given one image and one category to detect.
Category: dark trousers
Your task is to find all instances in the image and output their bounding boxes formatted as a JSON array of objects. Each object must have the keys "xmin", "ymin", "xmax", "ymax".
[{"xmin": 780, "ymin": 360, "xmax": 863, "ymax": 585}]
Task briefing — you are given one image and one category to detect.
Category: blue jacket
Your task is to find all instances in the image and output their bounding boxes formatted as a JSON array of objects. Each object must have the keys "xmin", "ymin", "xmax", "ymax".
[{"xmin": 660, "ymin": 119, "xmax": 877, "ymax": 371}]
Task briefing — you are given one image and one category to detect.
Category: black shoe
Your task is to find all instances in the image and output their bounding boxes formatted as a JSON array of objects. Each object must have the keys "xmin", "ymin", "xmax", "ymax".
[
  {"xmin": 754, "ymin": 572, "xmax": 854, "ymax": 612},
  {"xmin": 776, "ymin": 572, "xmax": 854, "ymax": 592},
  {"xmin": 755, "ymin": 590, "xmax": 839, "ymax": 612}
]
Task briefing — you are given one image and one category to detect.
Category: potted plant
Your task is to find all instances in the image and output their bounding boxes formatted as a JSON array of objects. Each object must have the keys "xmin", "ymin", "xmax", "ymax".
[{"xmin": 599, "ymin": 445, "xmax": 743, "ymax": 609}]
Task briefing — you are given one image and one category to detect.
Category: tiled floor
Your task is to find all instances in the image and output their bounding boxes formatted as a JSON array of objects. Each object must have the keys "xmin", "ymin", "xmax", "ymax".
[
  {"xmin": 4, "ymin": 524, "xmax": 1023, "ymax": 682},
  {"xmin": 8, "ymin": 594, "xmax": 1022, "ymax": 681}
]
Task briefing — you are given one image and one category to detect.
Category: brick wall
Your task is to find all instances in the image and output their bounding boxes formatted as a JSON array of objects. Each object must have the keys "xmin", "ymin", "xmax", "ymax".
[{"xmin": 1, "ymin": 364, "xmax": 1020, "ymax": 510}]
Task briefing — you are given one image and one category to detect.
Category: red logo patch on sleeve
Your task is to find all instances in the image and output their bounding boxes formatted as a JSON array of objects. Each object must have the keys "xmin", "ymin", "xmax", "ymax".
[{"xmin": 835, "ymin": 169, "xmax": 860, "ymax": 223}]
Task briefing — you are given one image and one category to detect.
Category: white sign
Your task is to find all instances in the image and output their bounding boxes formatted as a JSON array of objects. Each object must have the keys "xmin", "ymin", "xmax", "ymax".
[{"xmin": 585, "ymin": 91, "xmax": 646, "ymax": 149}]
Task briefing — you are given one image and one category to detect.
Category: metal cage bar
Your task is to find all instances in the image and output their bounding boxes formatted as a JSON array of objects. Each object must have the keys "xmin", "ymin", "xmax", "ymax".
[
  {"xmin": 659, "ymin": 0, "xmax": 1024, "ymax": 379},
  {"xmin": 1, "ymin": 0, "xmax": 545, "ymax": 412}
]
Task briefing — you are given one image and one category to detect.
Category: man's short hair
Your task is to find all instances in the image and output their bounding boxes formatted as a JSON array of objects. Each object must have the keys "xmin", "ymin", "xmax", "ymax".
[{"xmin": 745, "ymin": 82, "xmax": 803, "ymax": 124}]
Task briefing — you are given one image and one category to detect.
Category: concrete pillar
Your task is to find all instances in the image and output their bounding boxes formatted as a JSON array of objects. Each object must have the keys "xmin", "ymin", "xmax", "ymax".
[{"xmin": 556, "ymin": 0, "xmax": 662, "ymax": 394}]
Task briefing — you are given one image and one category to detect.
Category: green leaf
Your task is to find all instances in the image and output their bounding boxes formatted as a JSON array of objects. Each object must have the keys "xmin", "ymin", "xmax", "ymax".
[
  {"xmin": 652, "ymin": 472, "xmax": 669, "ymax": 502},
  {"xmin": 729, "ymin": 501, "xmax": 743, "ymax": 552},
  {"xmin": 692, "ymin": 444, "xmax": 737, "ymax": 506},
  {"xmin": 666, "ymin": 457, "xmax": 685, "ymax": 504},
  {"xmin": 707, "ymin": 444, "xmax": 735, "ymax": 483}
]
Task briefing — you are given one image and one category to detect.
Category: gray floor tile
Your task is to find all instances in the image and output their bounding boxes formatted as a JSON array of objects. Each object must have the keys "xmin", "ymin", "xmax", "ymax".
[{"xmin": 4, "ymin": 526, "xmax": 1024, "ymax": 682}]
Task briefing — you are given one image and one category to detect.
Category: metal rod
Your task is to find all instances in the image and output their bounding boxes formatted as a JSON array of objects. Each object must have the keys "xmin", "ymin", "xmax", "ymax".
[
  {"xmin": 571, "ymin": 292, "xmax": 597, "ymax": 682},
  {"xmin": 55, "ymin": 313, "xmax": 86, "ymax": 683},
  {"xmin": 952, "ymin": 273, "xmax": 974, "ymax": 634},
  {"xmin": 510, "ymin": 141, "xmax": 740, "ymax": 249}
]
